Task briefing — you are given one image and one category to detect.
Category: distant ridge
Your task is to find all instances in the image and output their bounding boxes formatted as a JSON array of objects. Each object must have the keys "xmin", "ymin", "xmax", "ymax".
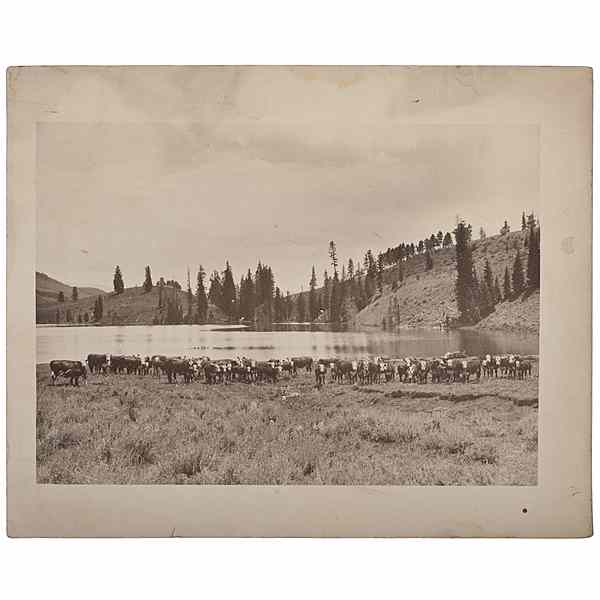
[{"xmin": 36, "ymin": 272, "xmax": 107, "ymax": 306}]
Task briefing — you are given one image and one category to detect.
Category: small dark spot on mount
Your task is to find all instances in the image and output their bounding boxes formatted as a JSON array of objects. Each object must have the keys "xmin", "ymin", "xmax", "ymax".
[{"xmin": 522, "ymin": 508, "xmax": 528, "ymax": 514}]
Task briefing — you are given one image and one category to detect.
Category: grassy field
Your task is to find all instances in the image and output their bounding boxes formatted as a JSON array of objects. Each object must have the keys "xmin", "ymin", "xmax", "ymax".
[{"xmin": 36, "ymin": 365, "xmax": 538, "ymax": 486}]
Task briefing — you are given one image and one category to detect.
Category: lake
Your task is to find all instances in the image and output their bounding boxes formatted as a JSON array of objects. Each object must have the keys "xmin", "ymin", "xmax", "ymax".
[{"xmin": 36, "ymin": 324, "xmax": 539, "ymax": 364}]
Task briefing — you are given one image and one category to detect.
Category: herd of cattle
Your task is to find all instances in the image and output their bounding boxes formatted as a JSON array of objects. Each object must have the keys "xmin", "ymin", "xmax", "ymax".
[{"xmin": 48, "ymin": 351, "xmax": 534, "ymax": 387}]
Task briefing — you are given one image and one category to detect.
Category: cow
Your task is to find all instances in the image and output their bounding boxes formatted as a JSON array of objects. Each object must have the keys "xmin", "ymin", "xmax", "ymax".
[
  {"xmin": 50, "ymin": 360, "xmax": 87, "ymax": 386},
  {"xmin": 367, "ymin": 361, "xmax": 380, "ymax": 384},
  {"xmin": 151, "ymin": 355, "xmax": 168, "ymax": 377},
  {"xmin": 482, "ymin": 354, "xmax": 497, "ymax": 378},
  {"xmin": 495, "ymin": 355, "xmax": 510, "ymax": 377},
  {"xmin": 430, "ymin": 359, "xmax": 447, "ymax": 383},
  {"xmin": 446, "ymin": 358, "xmax": 464, "ymax": 382},
  {"xmin": 291, "ymin": 356, "xmax": 313, "ymax": 373},
  {"xmin": 516, "ymin": 359, "xmax": 532, "ymax": 379},
  {"xmin": 407, "ymin": 361, "xmax": 421, "ymax": 383},
  {"xmin": 163, "ymin": 357, "xmax": 194, "ymax": 383},
  {"xmin": 315, "ymin": 361, "xmax": 327, "ymax": 387},
  {"xmin": 86, "ymin": 353, "xmax": 108, "ymax": 374},
  {"xmin": 280, "ymin": 359, "xmax": 295, "ymax": 377},
  {"xmin": 462, "ymin": 357, "xmax": 482, "ymax": 383},
  {"xmin": 204, "ymin": 362, "xmax": 223, "ymax": 385},
  {"xmin": 255, "ymin": 362, "xmax": 279, "ymax": 384}
]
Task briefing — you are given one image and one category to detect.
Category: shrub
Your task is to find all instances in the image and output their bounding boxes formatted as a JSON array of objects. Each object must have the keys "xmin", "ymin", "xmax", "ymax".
[
  {"xmin": 125, "ymin": 438, "xmax": 155, "ymax": 465},
  {"xmin": 467, "ymin": 442, "xmax": 499, "ymax": 465}
]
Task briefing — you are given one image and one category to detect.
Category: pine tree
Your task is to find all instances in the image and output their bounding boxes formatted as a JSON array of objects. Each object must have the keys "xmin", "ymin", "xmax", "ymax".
[
  {"xmin": 443, "ymin": 232, "xmax": 453, "ymax": 247},
  {"xmin": 512, "ymin": 250, "xmax": 525, "ymax": 295},
  {"xmin": 221, "ymin": 261, "xmax": 237, "ymax": 319},
  {"xmin": 329, "ymin": 272, "xmax": 340, "ymax": 323},
  {"xmin": 397, "ymin": 258, "xmax": 404, "ymax": 283},
  {"xmin": 72, "ymin": 286, "xmax": 78, "ymax": 301},
  {"xmin": 296, "ymin": 292, "xmax": 306, "ymax": 322},
  {"xmin": 322, "ymin": 270, "xmax": 330, "ymax": 314},
  {"xmin": 143, "ymin": 266, "xmax": 153, "ymax": 292},
  {"xmin": 57, "ymin": 291, "xmax": 65, "ymax": 303},
  {"xmin": 158, "ymin": 278, "xmax": 165, "ymax": 308},
  {"xmin": 425, "ymin": 251, "xmax": 434, "ymax": 271},
  {"xmin": 521, "ymin": 212, "xmax": 527, "ymax": 231},
  {"xmin": 185, "ymin": 268, "xmax": 194, "ymax": 323},
  {"xmin": 274, "ymin": 287, "xmax": 284, "ymax": 322},
  {"xmin": 453, "ymin": 220, "xmax": 478, "ymax": 323},
  {"xmin": 500, "ymin": 220, "xmax": 510, "ymax": 236},
  {"xmin": 308, "ymin": 266, "xmax": 318, "ymax": 321},
  {"xmin": 284, "ymin": 291, "xmax": 292, "ymax": 321},
  {"xmin": 208, "ymin": 270, "xmax": 223, "ymax": 310},
  {"xmin": 526, "ymin": 224, "xmax": 540, "ymax": 289},
  {"xmin": 376, "ymin": 253, "xmax": 384, "ymax": 292},
  {"xmin": 347, "ymin": 258, "xmax": 354, "ymax": 280},
  {"xmin": 328, "ymin": 240, "xmax": 338, "ymax": 275},
  {"xmin": 93, "ymin": 295, "xmax": 104, "ymax": 321},
  {"xmin": 503, "ymin": 266, "xmax": 512, "ymax": 300},
  {"xmin": 195, "ymin": 266, "xmax": 208, "ymax": 323},
  {"xmin": 479, "ymin": 227, "xmax": 486, "ymax": 240},
  {"xmin": 494, "ymin": 276, "xmax": 502, "ymax": 304},
  {"xmin": 113, "ymin": 266, "xmax": 124, "ymax": 294},
  {"xmin": 241, "ymin": 268, "xmax": 255, "ymax": 321},
  {"xmin": 483, "ymin": 258, "xmax": 494, "ymax": 303}
]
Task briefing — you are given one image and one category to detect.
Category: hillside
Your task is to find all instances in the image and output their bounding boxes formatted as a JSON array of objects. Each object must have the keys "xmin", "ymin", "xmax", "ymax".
[
  {"xmin": 351, "ymin": 230, "xmax": 539, "ymax": 334},
  {"xmin": 36, "ymin": 272, "xmax": 106, "ymax": 306},
  {"xmin": 36, "ymin": 284, "xmax": 227, "ymax": 325}
]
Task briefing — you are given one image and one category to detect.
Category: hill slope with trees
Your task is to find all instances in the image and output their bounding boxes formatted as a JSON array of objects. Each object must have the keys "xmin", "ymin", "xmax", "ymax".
[
  {"xmin": 351, "ymin": 228, "xmax": 539, "ymax": 333},
  {"xmin": 36, "ymin": 272, "xmax": 106, "ymax": 306}
]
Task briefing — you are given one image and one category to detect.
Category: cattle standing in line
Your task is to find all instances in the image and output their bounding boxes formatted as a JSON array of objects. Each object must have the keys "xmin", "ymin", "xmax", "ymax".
[
  {"xmin": 50, "ymin": 360, "xmax": 87, "ymax": 386},
  {"xmin": 86, "ymin": 353, "xmax": 108, "ymax": 374}
]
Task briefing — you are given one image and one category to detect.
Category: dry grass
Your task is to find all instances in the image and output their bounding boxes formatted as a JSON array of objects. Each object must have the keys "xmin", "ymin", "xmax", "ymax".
[{"xmin": 36, "ymin": 365, "xmax": 538, "ymax": 486}]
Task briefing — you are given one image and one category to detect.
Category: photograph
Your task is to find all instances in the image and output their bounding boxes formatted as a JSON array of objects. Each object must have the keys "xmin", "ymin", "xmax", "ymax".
[{"xmin": 33, "ymin": 67, "xmax": 540, "ymax": 486}]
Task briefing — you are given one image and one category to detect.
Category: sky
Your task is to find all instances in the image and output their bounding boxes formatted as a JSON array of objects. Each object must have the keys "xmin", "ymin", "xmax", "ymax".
[{"xmin": 36, "ymin": 67, "xmax": 540, "ymax": 293}]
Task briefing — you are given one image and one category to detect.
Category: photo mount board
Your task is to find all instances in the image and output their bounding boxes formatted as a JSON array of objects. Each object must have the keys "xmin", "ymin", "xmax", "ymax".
[{"xmin": 7, "ymin": 66, "xmax": 593, "ymax": 537}]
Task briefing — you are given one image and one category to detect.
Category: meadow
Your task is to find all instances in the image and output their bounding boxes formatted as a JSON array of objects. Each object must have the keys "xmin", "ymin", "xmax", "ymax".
[{"xmin": 36, "ymin": 365, "xmax": 538, "ymax": 486}]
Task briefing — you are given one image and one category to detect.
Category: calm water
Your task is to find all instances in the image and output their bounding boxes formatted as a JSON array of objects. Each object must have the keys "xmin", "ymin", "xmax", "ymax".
[{"xmin": 36, "ymin": 324, "xmax": 539, "ymax": 364}]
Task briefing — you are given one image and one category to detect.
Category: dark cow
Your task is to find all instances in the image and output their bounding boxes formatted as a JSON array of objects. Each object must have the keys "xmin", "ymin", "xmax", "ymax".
[
  {"xmin": 367, "ymin": 361, "xmax": 380, "ymax": 384},
  {"xmin": 50, "ymin": 360, "xmax": 87, "ymax": 386},
  {"xmin": 516, "ymin": 359, "xmax": 532, "ymax": 379},
  {"xmin": 109, "ymin": 355, "xmax": 140, "ymax": 374},
  {"xmin": 86, "ymin": 353, "xmax": 108, "ymax": 374},
  {"xmin": 462, "ymin": 358, "xmax": 482, "ymax": 383},
  {"xmin": 163, "ymin": 357, "xmax": 193, "ymax": 383},
  {"xmin": 291, "ymin": 356, "xmax": 313, "ymax": 373},
  {"xmin": 151, "ymin": 355, "xmax": 168, "ymax": 377},
  {"xmin": 204, "ymin": 362, "xmax": 223, "ymax": 385},
  {"xmin": 255, "ymin": 362, "xmax": 279, "ymax": 384},
  {"xmin": 446, "ymin": 358, "xmax": 465, "ymax": 383},
  {"xmin": 430, "ymin": 359, "xmax": 447, "ymax": 383}
]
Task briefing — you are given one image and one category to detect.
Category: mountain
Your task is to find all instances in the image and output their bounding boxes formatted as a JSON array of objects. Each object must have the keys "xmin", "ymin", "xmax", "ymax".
[
  {"xmin": 36, "ymin": 272, "xmax": 106, "ymax": 306},
  {"xmin": 36, "ymin": 282, "xmax": 227, "ymax": 326},
  {"xmin": 351, "ymin": 229, "xmax": 539, "ymax": 334}
]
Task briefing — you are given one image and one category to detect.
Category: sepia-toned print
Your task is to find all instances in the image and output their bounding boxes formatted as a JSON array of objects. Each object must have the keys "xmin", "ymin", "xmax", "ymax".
[{"xmin": 34, "ymin": 68, "xmax": 540, "ymax": 486}]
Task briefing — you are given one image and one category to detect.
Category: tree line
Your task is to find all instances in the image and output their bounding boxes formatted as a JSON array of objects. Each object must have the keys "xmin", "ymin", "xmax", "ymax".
[{"xmin": 454, "ymin": 213, "xmax": 540, "ymax": 325}]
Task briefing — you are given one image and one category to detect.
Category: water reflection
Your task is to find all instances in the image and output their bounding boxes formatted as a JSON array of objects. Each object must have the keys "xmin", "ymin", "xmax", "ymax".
[{"xmin": 36, "ymin": 324, "xmax": 539, "ymax": 364}]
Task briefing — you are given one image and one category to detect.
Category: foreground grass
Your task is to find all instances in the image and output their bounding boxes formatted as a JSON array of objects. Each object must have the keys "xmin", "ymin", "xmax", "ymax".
[{"xmin": 36, "ymin": 365, "xmax": 538, "ymax": 485}]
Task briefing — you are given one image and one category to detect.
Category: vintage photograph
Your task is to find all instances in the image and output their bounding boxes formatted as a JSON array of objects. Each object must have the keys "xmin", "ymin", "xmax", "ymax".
[{"xmin": 34, "ymin": 68, "xmax": 540, "ymax": 486}]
